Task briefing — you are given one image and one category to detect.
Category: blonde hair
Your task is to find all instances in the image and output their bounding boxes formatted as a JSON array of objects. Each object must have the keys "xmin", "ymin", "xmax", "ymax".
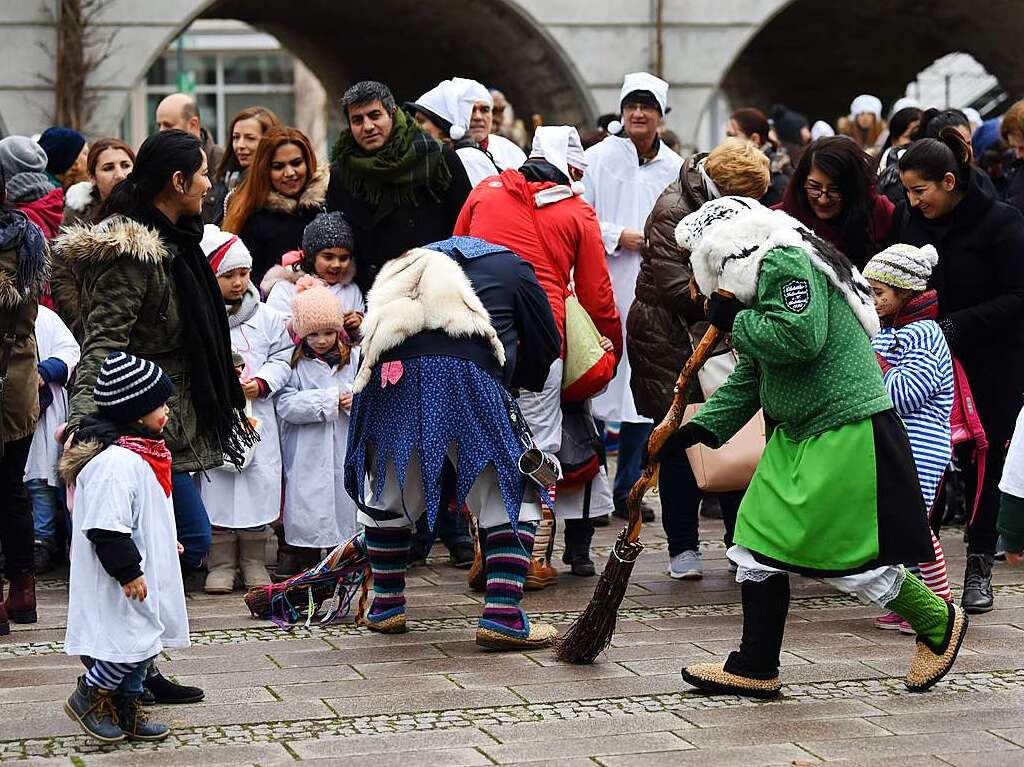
[
  {"xmin": 1001, "ymin": 99, "xmax": 1024, "ymax": 142},
  {"xmin": 705, "ymin": 137, "xmax": 770, "ymax": 199}
]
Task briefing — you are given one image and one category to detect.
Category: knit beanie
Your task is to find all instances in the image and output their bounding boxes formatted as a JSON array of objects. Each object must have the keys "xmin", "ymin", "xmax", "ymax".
[
  {"xmin": 302, "ymin": 212, "xmax": 354, "ymax": 258},
  {"xmin": 200, "ymin": 224, "xmax": 252, "ymax": 276},
  {"xmin": 93, "ymin": 351, "xmax": 174, "ymax": 424},
  {"xmin": 0, "ymin": 136, "xmax": 48, "ymax": 179},
  {"xmin": 290, "ymin": 284, "xmax": 345, "ymax": 339},
  {"xmin": 862, "ymin": 243, "xmax": 939, "ymax": 292},
  {"xmin": 38, "ymin": 127, "xmax": 86, "ymax": 176}
]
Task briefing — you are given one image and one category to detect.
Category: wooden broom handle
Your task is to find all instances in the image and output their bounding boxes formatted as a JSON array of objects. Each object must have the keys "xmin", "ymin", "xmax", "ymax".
[{"xmin": 624, "ymin": 289, "xmax": 733, "ymax": 543}]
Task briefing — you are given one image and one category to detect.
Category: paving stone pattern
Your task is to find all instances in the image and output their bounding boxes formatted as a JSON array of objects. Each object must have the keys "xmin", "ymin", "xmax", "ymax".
[{"xmin": 3, "ymin": 513, "xmax": 1024, "ymax": 766}]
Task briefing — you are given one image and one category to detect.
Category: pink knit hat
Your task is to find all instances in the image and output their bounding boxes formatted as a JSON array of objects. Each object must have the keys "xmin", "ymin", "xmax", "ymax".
[{"xmin": 290, "ymin": 284, "xmax": 344, "ymax": 338}]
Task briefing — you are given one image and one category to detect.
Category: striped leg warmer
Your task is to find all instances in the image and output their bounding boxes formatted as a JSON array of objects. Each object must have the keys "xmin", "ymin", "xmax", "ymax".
[
  {"xmin": 84, "ymin": 659, "xmax": 144, "ymax": 691},
  {"xmin": 918, "ymin": 530, "xmax": 951, "ymax": 601},
  {"xmin": 480, "ymin": 521, "xmax": 537, "ymax": 637},
  {"xmin": 364, "ymin": 526, "xmax": 411, "ymax": 622}
]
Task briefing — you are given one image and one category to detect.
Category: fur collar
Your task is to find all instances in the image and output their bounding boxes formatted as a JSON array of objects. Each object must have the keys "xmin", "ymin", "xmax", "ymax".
[
  {"xmin": 64, "ymin": 180, "xmax": 98, "ymax": 213},
  {"xmin": 53, "ymin": 215, "xmax": 169, "ymax": 265},
  {"xmin": 261, "ymin": 167, "xmax": 329, "ymax": 215},
  {"xmin": 353, "ymin": 248, "xmax": 505, "ymax": 393},
  {"xmin": 58, "ymin": 438, "xmax": 104, "ymax": 484},
  {"xmin": 676, "ymin": 198, "xmax": 880, "ymax": 338}
]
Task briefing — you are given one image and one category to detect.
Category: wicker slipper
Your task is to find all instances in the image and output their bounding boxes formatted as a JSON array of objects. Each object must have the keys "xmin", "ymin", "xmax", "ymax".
[
  {"xmin": 476, "ymin": 621, "xmax": 558, "ymax": 651},
  {"xmin": 359, "ymin": 612, "xmax": 408, "ymax": 634},
  {"xmin": 905, "ymin": 602, "xmax": 968, "ymax": 692},
  {"xmin": 681, "ymin": 662, "xmax": 782, "ymax": 699}
]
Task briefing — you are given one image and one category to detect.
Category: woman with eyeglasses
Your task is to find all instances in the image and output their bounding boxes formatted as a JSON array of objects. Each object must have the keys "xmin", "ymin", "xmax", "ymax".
[{"xmin": 775, "ymin": 136, "xmax": 894, "ymax": 269}]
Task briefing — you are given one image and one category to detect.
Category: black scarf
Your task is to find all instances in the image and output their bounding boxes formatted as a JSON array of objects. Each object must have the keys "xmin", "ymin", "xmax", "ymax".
[
  {"xmin": 71, "ymin": 414, "xmax": 159, "ymax": 451},
  {"xmin": 132, "ymin": 206, "xmax": 255, "ymax": 466}
]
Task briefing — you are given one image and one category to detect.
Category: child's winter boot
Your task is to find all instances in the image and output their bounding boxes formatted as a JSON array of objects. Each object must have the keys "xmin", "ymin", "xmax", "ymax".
[
  {"xmin": 204, "ymin": 530, "xmax": 237, "ymax": 594},
  {"xmin": 64, "ymin": 676, "xmax": 124, "ymax": 743},
  {"xmin": 114, "ymin": 693, "xmax": 170, "ymax": 741}
]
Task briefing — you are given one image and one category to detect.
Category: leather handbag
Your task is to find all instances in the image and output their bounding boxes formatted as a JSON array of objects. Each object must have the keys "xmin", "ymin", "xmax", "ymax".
[{"xmin": 682, "ymin": 404, "xmax": 766, "ymax": 492}]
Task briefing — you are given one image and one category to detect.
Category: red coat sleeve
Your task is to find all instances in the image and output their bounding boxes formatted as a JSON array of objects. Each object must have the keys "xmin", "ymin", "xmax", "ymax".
[{"xmin": 572, "ymin": 202, "xmax": 623, "ymax": 360}]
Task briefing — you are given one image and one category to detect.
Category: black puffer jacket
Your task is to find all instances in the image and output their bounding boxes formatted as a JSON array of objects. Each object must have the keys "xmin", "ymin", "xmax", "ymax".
[{"xmin": 627, "ymin": 153, "xmax": 710, "ymax": 419}]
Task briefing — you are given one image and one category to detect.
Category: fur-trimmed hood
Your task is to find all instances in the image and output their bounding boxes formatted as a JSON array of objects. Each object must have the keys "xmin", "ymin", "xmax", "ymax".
[
  {"xmin": 64, "ymin": 180, "xmax": 98, "ymax": 213},
  {"xmin": 58, "ymin": 438, "xmax": 104, "ymax": 485},
  {"xmin": 353, "ymin": 248, "xmax": 505, "ymax": 393},
  {"xmin": 53, "ymin": 214, "xmax": 170, "ymax": 266},
  {"xmin": 676, "ymin": 196, "xmax": 880, "ymax": 337},
  {"xmin": 262, "ymin": 166, "xmax": 329, "ymax": 215}
]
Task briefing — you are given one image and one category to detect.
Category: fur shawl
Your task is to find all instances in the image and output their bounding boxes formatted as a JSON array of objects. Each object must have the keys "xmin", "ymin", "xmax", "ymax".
[
  {"xmin": 676, "ymin": 196, "xmax": 880, "ymax": 337},
  {"xmin": 353, "ymin": 248, "xmax": 505, "ymax": 393}
]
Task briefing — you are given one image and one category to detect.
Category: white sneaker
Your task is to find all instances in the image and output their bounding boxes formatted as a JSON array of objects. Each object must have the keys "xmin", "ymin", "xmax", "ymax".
[{"xmin": 669, "ymin": 550, "xmax": 703, "ymax": 580}]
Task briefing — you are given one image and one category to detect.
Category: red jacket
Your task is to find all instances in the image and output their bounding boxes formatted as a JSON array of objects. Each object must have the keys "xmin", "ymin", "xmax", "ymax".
[
  {"xmin": 17, "ymin": 187, "xmax": 65, "ymax": 240},
  {"xmin": 454, "ymin": 169, "xmax": 622, "ymax": 360}
]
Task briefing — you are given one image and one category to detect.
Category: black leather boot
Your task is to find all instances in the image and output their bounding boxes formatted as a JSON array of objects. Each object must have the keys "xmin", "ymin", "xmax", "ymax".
[
  {"xmin": 143, "ymin": 666, "xmax": 204, "ymax": 704},
  {"xmin": 961, "ymin": 553, "xmax": 994, "ymax": 614}
]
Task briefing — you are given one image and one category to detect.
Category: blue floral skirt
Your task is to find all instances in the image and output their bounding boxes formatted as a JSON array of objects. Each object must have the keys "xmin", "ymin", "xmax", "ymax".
[{"xmin": 345, "ymin": 355, "xmax": 528, "ymax": 531}]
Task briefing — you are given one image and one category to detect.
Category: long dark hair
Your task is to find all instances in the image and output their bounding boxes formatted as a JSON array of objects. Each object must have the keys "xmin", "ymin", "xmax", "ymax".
[
  {"xmin": 899, "ymin": 127, "xmax": 972, "ymax": 190},
  {"xmin": 100, "ymin": 129, "xmax": 203, "ymax": 220},
  {"xmin": 912, "ymin": 108, "xmax": 970, "ymax": 142}
]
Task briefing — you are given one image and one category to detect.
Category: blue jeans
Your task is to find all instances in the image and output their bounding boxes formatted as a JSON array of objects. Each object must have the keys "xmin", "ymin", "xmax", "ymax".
[
  {"xmin": 27, "ymin": 478, "xmax": 64, "ymax": 546},
  {"xmin": 612, "ymin": 422, "xmax": 653, "ymax": 502},
  {"xmin": 82, "ymin": 656, "xmax": 154, "ymax": 694},
  {"xmin": 172, "ymin": 472, "xmax": 212, "ymax": 569}
]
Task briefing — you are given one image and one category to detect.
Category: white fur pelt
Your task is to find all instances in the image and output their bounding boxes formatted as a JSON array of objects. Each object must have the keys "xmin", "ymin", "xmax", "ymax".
[
  {"xmin": 353, "ymin": 248, "xmax": 506, "ymax": 393},
  {"xmin": 675, "ymin": 197, "xmax": 880, "ymax": 338}
]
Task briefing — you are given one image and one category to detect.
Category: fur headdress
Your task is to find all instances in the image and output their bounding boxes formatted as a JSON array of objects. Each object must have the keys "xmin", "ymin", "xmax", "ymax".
[{"xmin": 675, "ymin": 196, "xmax": 880, "ymax": 337}]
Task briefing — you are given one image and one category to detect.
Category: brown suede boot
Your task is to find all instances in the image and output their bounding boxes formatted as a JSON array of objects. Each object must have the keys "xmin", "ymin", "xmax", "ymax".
[{"xmin": 5, "ymin": 571, "xmax": 37, "ymax": 624}]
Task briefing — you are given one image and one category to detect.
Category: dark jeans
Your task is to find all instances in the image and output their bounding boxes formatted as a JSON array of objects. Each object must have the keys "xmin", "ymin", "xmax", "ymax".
[
  {"xmin": 0, "ymin": 436, "xmax": 34, "ymax": 576},
  {"xmin": 612, "ymin": 422, "xmax": 653, "ymax": 501},
  {"xmin": 658, "ymin": 442, "xmax": 740, "ymax": 556},
  {"xmin": 172, "ymin": 472, "xmax": 212, "ymax": 569}
]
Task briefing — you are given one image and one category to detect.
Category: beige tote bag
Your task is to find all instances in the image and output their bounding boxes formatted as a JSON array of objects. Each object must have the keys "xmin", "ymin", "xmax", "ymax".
[{"xmin": 682, "ymin": 404, "xmax": 766, "ymax": 492}]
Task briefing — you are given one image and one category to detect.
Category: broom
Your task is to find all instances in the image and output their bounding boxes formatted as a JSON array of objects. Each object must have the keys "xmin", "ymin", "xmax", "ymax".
[{"xmin": 556, "ymin": 292, "xmax": 730, "ymax": 664}]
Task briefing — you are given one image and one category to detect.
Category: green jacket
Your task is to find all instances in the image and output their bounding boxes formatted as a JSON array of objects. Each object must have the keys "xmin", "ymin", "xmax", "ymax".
[
  {"xmin": 692, "ymin": 246, "xmax": 891, "ymax": 445},
  {"xmin": 53, "ymin": 216, "xmax": 223, "ymax": 472}
]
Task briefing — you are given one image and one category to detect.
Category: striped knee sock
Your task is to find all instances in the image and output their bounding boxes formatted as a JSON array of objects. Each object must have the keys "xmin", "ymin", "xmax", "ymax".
[
  {"xmin": 480, "ymin": 521, "xmax": 536, "ymax": 636},
  {"xmin": 364, "ymin": 526, "xmax": 411, "ymax": 622},
  {"xmin": 918, "ymin": 531, "xmax": 951, "ymax": 601},
  {"xmin": 84, "ymin": 659, "xmax": 138, "ymax": 691}
]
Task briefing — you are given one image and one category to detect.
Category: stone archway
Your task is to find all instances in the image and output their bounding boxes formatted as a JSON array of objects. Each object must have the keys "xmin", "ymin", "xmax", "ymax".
[{"xmin": 717, "ymin": 0, "xmax": 1024, "ymax": 123}]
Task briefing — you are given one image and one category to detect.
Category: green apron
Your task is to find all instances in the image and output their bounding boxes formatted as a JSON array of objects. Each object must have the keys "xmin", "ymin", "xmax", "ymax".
[{"xmin": 733, "ymin": 417, "xmax": 878, "ymax": 572}]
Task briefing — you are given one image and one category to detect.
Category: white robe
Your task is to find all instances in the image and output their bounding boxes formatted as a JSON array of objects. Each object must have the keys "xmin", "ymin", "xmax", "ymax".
[
  {"xmin": 1000, "ymin": 405, "xmax": 1024, "ymax": 498},
  {"xmin": 582, "ymin": 135, "xmax": 682, "ymax": 423},
  {"xmin": 456, "ymin": 145, "xmax": 501, "ymax": 188},
  {"xmin": 25, "ymin": 306, "xmax": 79, "ymax": 486},
  {"xmin": 484, "ymin": 134, "xmax": 527, "ymax": 171},
  {"xmin": 65, "ymin": 446, "xmax": 190, "ymax": 663},
  {"xmin": 200, "ymin": 302, "xmax": 293, "ymax": 529},
  {"xmin": 266, "ymin": 279, "xmax": 364, "ymax": 326},
  {"xmin": 277, "ymin": 350, "xmax": 360, "ymax": 548}
]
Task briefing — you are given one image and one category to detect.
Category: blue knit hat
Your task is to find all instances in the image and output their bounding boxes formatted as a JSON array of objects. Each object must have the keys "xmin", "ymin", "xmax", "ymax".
[
  {"xmin": 93, "ymin": 351, "xmax": 174, "ymax": 424},
  {"xmin": 38, "ymin": 127, "xmax": 86, "ymax": 176}
]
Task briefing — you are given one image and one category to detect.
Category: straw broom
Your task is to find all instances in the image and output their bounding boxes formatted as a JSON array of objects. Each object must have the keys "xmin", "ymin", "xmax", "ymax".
[{"xmin": 556, "ymin": 292, "xmax": 730, "ymax": 664}]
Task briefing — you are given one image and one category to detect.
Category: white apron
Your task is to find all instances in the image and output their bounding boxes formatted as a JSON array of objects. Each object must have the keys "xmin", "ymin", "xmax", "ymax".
[
  {"xmin": 485, "ymin": 134, "xmax": 527, "ymax": 171},
  {"xmin": 277, "ymin": 350, "xmax": 360, "ymax": 547},
  {"xmin": 65, "ymin": 446, "xmax": 189, "ymax": 663},
  {"xmin": 25, "ymin": 306, "xmax": 80, "ymax": 486},
  {"xmin": 457, "ymin": 145, "xmax": 501, "ymax": 188},
  {"xmin": 582, "ymin": 136, "xmax": 682, "ymax": 423},
  {"xmin": 201, "ymin": 302, "xmax": 293, "ymax": 528}
]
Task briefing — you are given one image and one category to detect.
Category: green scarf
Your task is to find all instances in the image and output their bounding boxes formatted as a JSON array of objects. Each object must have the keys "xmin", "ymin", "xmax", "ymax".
[{"xmin": 330, "ymin": 108, "xmax": 453, "ymax": 207}]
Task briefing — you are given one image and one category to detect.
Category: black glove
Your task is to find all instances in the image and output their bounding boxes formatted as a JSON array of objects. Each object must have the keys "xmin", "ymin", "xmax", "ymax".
[
  {"xmin": 652, "ymin": 423, "xmax": 714, "ymax": 462},
  {"xmin": 707, "ymin": 292, "xmax": 745, "ymax": 333}
]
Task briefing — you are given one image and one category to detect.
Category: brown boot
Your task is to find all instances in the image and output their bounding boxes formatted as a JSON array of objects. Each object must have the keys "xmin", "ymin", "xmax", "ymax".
[
  {"xmin": 524, "ymin": 509, "xmax": 557, "ymax": 591},
  {"xmin": 468, "ymin": 525, "xmax": 486, "ymax": 592},
  {"xmin": 4, "ymin": 571, "xmax": 37, "ymax": 624}
]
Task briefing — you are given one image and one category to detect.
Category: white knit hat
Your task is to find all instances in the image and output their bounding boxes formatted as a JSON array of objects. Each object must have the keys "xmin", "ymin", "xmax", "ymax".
[
  {"xmin": 200, "ymin": 224, "xmax": 252, "ymax": 276},
  {"xmin": 850, "ymin": 94, "xmax": 883, "ymax": 119},
  {"xmin": 862, "ymin": 243, "xmax": 939, "ymax": 292},
  {"xmin": 410, "ymin": 78, "xmax": 492, "ymax": 141}
]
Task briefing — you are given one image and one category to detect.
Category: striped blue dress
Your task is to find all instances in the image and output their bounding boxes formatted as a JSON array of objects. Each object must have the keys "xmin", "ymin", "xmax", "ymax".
[{"xmin": 872, "ymin": 319, "xmax": 954, "ymax": 508}]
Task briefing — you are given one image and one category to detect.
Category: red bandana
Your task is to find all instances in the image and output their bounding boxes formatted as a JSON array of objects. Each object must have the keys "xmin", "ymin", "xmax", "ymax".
[{"xmin": 116, "ymin": 436, "xmax": 173, "ymax": 497}]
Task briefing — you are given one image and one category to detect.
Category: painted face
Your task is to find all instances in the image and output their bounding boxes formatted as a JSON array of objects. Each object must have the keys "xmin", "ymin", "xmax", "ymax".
[
  {"xmin": 314, "ymin": 248, "xmax": 352, "ymax": 285},
  {"xmin": 414, "ymin": 112, "xmax": 446, "ymax": 142},
  {"xmin": 469, "ymin": 101, "xmax": 493, "ymax": 143},
  {"xmin": 269, "ymin": 143, "xmax": 308, "ymax": 199},
  {"xmin": 174, "ymin": 150, "xmax": 211, "ymax": 217},
  {"xmin": 347, "ymin": 100, "xmax": 395, "ymax": 152},
  {"xmin": 900, "ymin": 168, "xmax": 959, "ymax": 219},
  {"xmin": 804, "ymin": 165, "xmax": 844, "ymax": 221},
  {"xmin": 232, "ymin": 117, "xmax": 265, "ymax": 169},
  {"xmin": 91, "ymin": 147, "xmax": 133, "ymax": 201},
  {"xmin": 868, "ymin": 278, "xmax": 909, "ymax": 320},
  {"xmin": 216, "ymin": 266, "xmax": 251, "ymax": 303},
  {"xmin": 137, "ymin": 403, "xmax": 170, "ymax": 434},
  {"xmin": 306, "ymin": 329, "xmax": 338, "ymax": 355}
]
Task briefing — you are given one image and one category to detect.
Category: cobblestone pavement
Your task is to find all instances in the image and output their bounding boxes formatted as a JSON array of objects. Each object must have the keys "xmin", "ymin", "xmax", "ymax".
[{"xmin": 3, "ymin": 510, "xmax": 1024, "ymax": 766}]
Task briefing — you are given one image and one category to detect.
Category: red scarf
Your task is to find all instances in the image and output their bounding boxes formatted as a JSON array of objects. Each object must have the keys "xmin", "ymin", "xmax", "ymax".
[
  {"xmin": 893, "ymin": 289, "xmax": 939, "ymax": 328},
  {"xmin": 116, "ymin": 436, "xmax": 173, "ymax": 497}
]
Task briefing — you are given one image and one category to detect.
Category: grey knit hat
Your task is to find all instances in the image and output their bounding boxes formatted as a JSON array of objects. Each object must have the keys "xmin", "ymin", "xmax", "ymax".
[
  {"xmin": 0, "ymin": 136, "xmax": 48, "ymax": 179},
  {"xmin": 302, "ymin": 212, "xmax": 354, "ymax": 257},
  {"xmin": 94, "ymin": 351, "xmax": 174, "ymax": 424},
  {"xmin": 863, "ymin": 243, "xmax": 939, "ymax": 292}
]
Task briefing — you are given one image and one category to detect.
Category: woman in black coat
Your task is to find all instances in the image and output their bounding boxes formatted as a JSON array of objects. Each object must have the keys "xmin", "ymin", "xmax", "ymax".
[{"xmin": 898, "ymin": 127, "xmax": 1024, "ymax": 614}]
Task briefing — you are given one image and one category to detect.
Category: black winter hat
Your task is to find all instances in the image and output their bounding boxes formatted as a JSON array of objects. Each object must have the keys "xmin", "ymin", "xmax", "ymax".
[{"xmin": 93, "ymin": 351, "xmax": 174, "ymax": 424}]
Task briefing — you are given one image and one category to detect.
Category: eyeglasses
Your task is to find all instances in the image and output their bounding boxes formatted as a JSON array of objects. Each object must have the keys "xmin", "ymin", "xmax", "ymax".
[{"xmin": 804, "ymin": 184, "xmax": 843, "ymax": 201}]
